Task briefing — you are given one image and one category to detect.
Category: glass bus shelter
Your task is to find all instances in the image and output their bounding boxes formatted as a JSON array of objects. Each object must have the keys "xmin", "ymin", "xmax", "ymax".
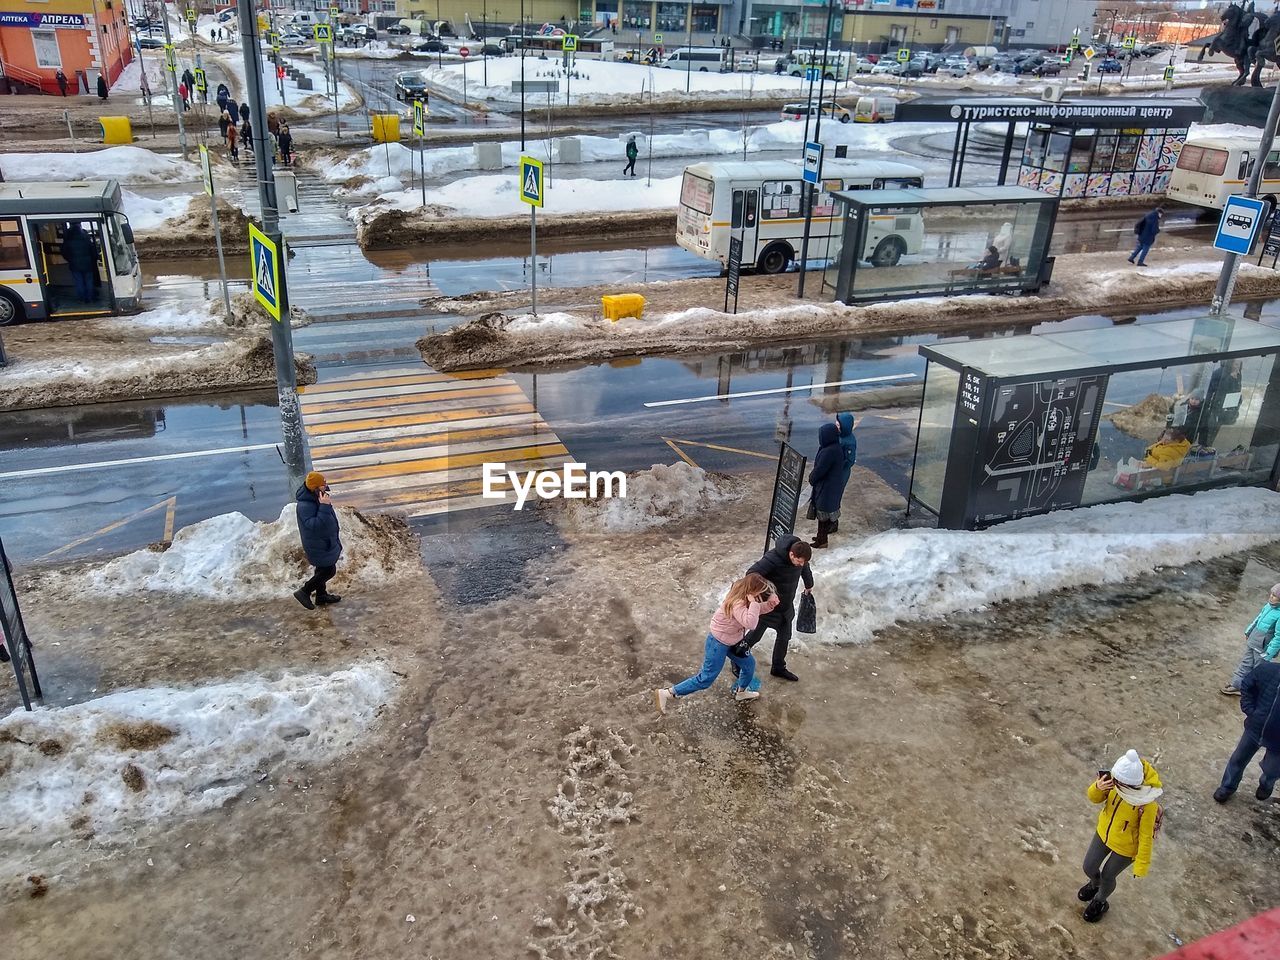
[{"xmin": 910, "ymin": 314, "xmax": 1280, "ymax": 529}]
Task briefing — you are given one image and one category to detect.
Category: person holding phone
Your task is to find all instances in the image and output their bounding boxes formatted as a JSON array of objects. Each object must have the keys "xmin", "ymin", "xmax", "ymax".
[
  {"xmin": 1078, "ymin": 749, "xmax": 1163, "ymax": 923},
  {"xmin": 294, "ymin": 471, "xmax": 343, "ymax": 610},
  {"xmin": 654, "ymin": 573, "xmax": 779, "ymax": 713}
]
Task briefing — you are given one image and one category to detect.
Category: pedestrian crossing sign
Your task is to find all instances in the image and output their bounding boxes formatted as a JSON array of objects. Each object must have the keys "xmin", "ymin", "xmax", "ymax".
[
  {"xmin": 186, "ymin": 7, "xmax": 196, "ymax": 23},
  {"xmin": 654, "ymin": 32, "xmax": 663, "ymax": 43},
  {"xmin": 164, "ymin": 43, "xmax": 177, "ymax": 72},
  {"xmin": 896, "ymin": 47, "xmax": 910, "ymax": 63},
  {"xmin": 314, "ymin": 23, "xmax": 332, "ymax": 43},
  {"xmin": 1163, "ymin": 64, "xmax": 1174, "ymax": 82},
  {"xmin": 1122, "ymin": 35, "xmax": 1136, "ymax": 50},
  {"xmin": 413, "ymin": 98, "xmax": 426, "ymax": 136},
  {"xmin": 193, "ymin": 66, "xmax": 207, "ymax": 93},
  {"xmin": 248, "ymin": 223, "xmax": 282, "ymax": 322},
  {"xmin": 519, "ymin": 155, "xmax": 544, "ymax": 208},
  {"xmin": 563, "ymin": 34, "xmax": 578, "ymax": 52}
]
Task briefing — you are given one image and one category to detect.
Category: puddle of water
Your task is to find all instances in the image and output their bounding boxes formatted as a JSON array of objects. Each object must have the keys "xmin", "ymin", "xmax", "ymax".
[{"xmin": 149, "ymin": 335, "xmax": 224, "ymax": 345}]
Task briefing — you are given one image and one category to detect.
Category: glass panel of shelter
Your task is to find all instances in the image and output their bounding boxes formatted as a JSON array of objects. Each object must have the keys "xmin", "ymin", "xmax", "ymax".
[{"xmin": 911, "ymin": 365, "xmax": 961, "ymax": 514}]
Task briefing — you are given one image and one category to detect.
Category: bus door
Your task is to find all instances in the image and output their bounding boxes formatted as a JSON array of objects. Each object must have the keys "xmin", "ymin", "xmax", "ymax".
[
  {"xmin": 28, "ymin": 216, "xmax": 114, "ymax": 317},
  {"xmin": 731, "ymin": 186, "xmax": 758, "ymax": 261}
]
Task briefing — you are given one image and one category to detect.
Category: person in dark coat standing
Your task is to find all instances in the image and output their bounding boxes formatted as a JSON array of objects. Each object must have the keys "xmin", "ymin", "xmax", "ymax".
[
  {"xmin": 60, "ymin": 223, "xmax": 99, "ymax": 302},
  {"xmin": 239, "ymin": 101, "xmax": 250, "ymax": 125},
  {"xmin": 808, "ymin": 421, "xmax": 844, "ymax": 548},
  {"xmin": 737, "ymin": 535, "xmax": 814, "ymax": 682},
  {"xmin": 1129, "ymin": 205, "xmax": 1163, "ymax": 266},
  {"xmin": 832, "ymin": 412, "xmax": 857, "ymax": 532},
  {"xmin": 277, "ymin": 123, "xmax": 294, "ymax": 165},
  {"xmin": 1214, "ymin": 657, "xmax": 1280, "ymax": 802},
  {"xmin": 623, "ymin": 136, "xmax": 638, "ymax": 177},
  {"xmin": 56, "ymin": 70, "xmax": 68, "ymax": 96},
  {"xmin": 294, "ymin": 471, "xmax": 343, "ymax": 609},
  {"xmin": 96, "ymin": 74, "xmax": 108, "ymax": 100}
]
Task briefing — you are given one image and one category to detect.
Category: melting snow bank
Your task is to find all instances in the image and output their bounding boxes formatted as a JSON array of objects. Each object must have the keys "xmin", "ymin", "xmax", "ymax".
[
  {"xmin": 817, "ymin": 487, "xmax": 1280, "ymax": 646},
  {"xmin": 562, "ymin": 462, "xmax": 742, "ymax": 532},
  {"xmin": 88, "ymin": 504, "xmax": 419, "ymax": 600},
  {"xmin": 0, "ymin": 146, "xmax": 199, "ymax": 184},
  {"xmin": 418, "ymin": 249, "xmax": 1280, "ymax": 371},
  {"xmin": 0, "ymin": 663, "xmax": 394, "ymax": 845}
]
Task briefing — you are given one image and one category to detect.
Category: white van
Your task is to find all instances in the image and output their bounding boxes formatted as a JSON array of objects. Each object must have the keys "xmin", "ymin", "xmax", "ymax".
[
  {"xmin": 663, "ymin": 47, "xmax": 726, "ymax": 72},
  {"xmin": 290, "ymin": 11, "xmax": 318, "ymax": 29},
  {"xmin": 854, "ymin": 96, "xmax": 896, "ymax": 123}
]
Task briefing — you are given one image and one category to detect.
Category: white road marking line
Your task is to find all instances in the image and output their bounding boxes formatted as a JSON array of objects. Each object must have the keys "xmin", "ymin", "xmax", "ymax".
[
  {"xmin": 643, "ymin": 373, "xmax": 919, "ymax": 408},
  {"xmin": 0, "ymin": 443, "xmax": 280, "ymax": 480}
]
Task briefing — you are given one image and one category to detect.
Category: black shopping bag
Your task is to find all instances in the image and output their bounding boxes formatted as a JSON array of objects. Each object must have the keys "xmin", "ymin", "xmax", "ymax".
[{"xmin": 796, "ymin": 592, "xmax": 817, "ymax": 635}]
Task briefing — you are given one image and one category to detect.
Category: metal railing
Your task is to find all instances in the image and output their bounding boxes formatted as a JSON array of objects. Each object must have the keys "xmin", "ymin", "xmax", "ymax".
[{"xmin": 0, "ymin": 60, "xmax": 51, "ymax": 93}]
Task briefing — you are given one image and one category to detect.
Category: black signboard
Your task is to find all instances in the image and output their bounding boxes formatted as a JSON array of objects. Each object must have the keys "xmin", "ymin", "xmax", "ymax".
[
  {"xmin": 765, "ymin": 442, "xmax": 807, "ymax": 553},
  {"xmin": 724, "ymin": 235, "xmax": 743, "ymax": 314},
  {"xmin": 0, "ymin": 536, "xmax": 41, "ymax": 711},
  {"xmin": 897, "ymin": 96, "xmax": 1205, "ymax": 127}
]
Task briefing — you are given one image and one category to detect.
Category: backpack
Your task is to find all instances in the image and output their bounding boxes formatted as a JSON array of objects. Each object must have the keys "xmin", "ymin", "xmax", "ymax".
[{"xmin": 1139, "ymin": 802, "xmax": 1164, "ymax": 839}]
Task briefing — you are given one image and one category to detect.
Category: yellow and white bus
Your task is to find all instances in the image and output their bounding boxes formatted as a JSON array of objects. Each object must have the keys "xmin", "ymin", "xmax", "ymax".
[
  {"xmin": 1166, "ymin": 136, "xmax": 1280, "ymax": 211},
  {"xmin": 0, "ymin": 180, "xmax": 142, "ymax": 325},
  {"xmin": 677, "ymin": 158, "xmax": 925, "ymax": 273}
]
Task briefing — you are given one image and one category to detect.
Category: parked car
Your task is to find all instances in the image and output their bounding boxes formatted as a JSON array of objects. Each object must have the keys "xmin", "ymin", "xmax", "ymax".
[
  {"xmin": 342, "ymin": 24, "xmax": 377, "ymax": 42},
  {"xmin": 280, "ymin": 33, "xmax": 308, "ymax": 47},
  {"xmin": 780, "ymin": 99, "xmax": 853, "ymax": 123},
  {"xmin": 1140, "ymin": 42, "xmax": 1171, "ymax": 58},
  {"xmin": 411, "ymin": 37, "xmax": 448, "ymax": 52},
  {"xmin": 137, "ymin": 36, "xmax": 165, "ymax": 49},
  {"xmin": 394, "ymin": 71, "xmax": 430, "ymax": 100},
  {"xmin": 478, "ymin": 42, "xmax": 504, "ymax": 56},
  {"xmin": 870, "ymin": 61, "xmax": 902, "ymax": 76},
  {"xmin": 1098, "ymin": 57, "xmax": 1123, "ymax": 74},
  {"xmin": 1031, "ymin": 59, "xmax": 1064, "ymax": 76},
  {"xmin": 853, "ymin": 56, "xmax": 876, "ymax": 73},
  {"xmin": 387, "ymin": 23, "xmax": 411, "ymax": 35},
  {"xmin": 217, "ymin": 9, "xmax": 236, "ymax": 22},
  {"xmin": 941, "ymin": 56, "xmax": 970, "ymax": 77}
]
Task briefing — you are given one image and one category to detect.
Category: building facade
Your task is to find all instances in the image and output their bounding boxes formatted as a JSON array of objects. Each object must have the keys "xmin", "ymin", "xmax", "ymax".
[{"xmin": 0, "ymin": 0, "xmax": 133, "ymax": 95}]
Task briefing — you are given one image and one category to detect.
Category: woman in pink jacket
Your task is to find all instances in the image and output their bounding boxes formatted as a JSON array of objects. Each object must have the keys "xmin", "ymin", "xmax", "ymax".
[{"xmin": 655, "ymin": 573, "xmax": 780, "ymax": 713}]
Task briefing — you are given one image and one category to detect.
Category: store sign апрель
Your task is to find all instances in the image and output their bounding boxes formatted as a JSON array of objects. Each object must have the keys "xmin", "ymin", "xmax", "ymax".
[{"xmin": 0, "ymin": 11, "xmax": 87, "ymax": 27}]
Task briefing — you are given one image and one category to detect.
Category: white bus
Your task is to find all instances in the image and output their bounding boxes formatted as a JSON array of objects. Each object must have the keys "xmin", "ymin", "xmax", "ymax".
[
  {"xmin": 1166, "ymin": 136, "xmax": 1280, "ymax": 211},
  {"xmin": 0, "ymin": 180, "xmax": 142, "ymax": 325},
  {"xmin": 504, "ymin": 33, "xmax": 616, "ymax": 60},
  {"xmin": 662, "ymin": 46, "xmax": 726, "ymax": 72},
  {"xmin": 787, "ymin": 49, "xmax": 851, "ymax": 81},
  {"xmin": 677, "ymin": 159, "xmax": 925, "ymax": 274}
]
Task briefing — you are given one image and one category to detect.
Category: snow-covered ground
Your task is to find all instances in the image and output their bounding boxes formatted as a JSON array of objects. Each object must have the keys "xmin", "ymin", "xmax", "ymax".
[
  {"xmin": 813, "ymin": 487, "xmax": 1280, "ymax": 646},
  {"xmin": 212, "ymin": 45, "xmax": 360, "ymax": 115},
  {"xmin": 1187, "ymin": 121, "xmax": 1264, "ymax": 142},
  {"xmin": 121, "ymin": 190, "xmax": 194, "ymax": 230},
  {"xmin": 564, "ymin": 462, "xmax": 741, "ymax": 532},
  {"xmin": 89, "ymin": 504, "xmax": 419, "ymax": 600},
  {"xmin": 1, "ymin": 146, "xmax": 199, "ymax": 184},
  {"xmin": 0, "ymin": 663, "xmax": 394, "ymax": 844}
]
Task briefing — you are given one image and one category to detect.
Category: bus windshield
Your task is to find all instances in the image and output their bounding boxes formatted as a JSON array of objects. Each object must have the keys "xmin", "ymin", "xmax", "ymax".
[{"xmin": 680, "ymin": 173, "xmax": 713, "ymax": 214}]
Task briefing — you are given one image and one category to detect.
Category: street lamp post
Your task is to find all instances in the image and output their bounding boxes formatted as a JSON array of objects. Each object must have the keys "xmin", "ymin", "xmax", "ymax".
[{"xmin": 482, "ymin": 0, "xmax": 488, "ymax": 86}]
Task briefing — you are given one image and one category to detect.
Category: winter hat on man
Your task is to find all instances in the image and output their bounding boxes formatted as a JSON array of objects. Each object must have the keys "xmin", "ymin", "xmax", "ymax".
[
  {"xmin": 304, "ymin": 471, "xmax": 327, "ymax": 492},
  {"xmin": 1110, "ymin": 749, "xmax": 1145, "ymax": 787}
]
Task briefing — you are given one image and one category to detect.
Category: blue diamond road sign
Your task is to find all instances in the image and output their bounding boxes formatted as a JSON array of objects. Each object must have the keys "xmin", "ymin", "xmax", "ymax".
[{"xmin": 1214, "ymin": 195, "xmax": 1268, "ymax": 256}]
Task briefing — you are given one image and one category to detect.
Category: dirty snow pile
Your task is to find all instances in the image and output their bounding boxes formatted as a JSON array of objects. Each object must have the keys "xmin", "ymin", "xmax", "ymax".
[
  {"xmin": 0, "ymin": 146, "xmax": 199, "ymax": 184},
  {"xmin": 89, "ymin": 504, "xmax": 418, "ymax": 600},
  {"xmin": 121, "ymin": 191, "xmax": 195, "ymax": 231},
  {"xmin": 353, "ymin": 173, "xmax": 682, "ymax": 222},
  {"xmin": 97, "ymin": 301, "xmax": 225, "ymax": 333},
  {"xmin": 0, "ymin": 663, "xmax": 393, "ymax": 845},
  {"xmin": 816, "ymin": 487, "xmax": 1280, "ymax": 645},
  {"xmin": 565, "ymin": 462, "xmax": 740, "ymax": 532}
]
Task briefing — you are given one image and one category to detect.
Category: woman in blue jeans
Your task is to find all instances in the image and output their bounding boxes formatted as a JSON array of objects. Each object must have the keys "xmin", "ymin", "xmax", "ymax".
[{"xmin": 655, "ymin": 573, "xmax": 780, "ymax": 713}]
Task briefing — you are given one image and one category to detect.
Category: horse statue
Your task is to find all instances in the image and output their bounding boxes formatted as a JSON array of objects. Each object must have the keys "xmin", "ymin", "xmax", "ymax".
[
  {"xmin": 1200, "ymin": 1, "xmax": 1261, "ymax": 86},
  {"xmin": 1249, "ymin": 11, "xmax": 1280, "ymax": 86}
]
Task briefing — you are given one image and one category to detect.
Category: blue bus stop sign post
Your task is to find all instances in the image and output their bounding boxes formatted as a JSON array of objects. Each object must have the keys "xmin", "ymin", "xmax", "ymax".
[
  {"xmin": 1215, "ymin": 195, "xmax": 1268, "ymax": 255},
  {"xmin": 803, "ymin": 140, "xmax": 823, "ymax": 185}
]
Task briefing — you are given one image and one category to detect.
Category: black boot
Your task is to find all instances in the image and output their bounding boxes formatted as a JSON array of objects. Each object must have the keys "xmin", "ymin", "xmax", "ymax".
[
  {"xmin": 317, "ymin": 592, "xmax": 343, "ymax": 605},
  {"xmin": 829, "ymin": 519, "xmax": 839, "ymax": 534},
  {"xmin": 293, "ymin": 587, "xmax": 315, "ymax": 610},
  {"xmin": 811, "ymin": 520, "xmax": 830, "ymax": 549}
]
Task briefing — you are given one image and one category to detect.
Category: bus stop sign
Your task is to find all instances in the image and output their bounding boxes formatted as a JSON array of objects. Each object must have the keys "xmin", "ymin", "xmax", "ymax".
[
  {"xmin": 249, "ymin": 223, "xmax": 282, "ymax": 321},
  {"xmin": 1215, "ymin": 195, "xmax": 1268, "ymax": 255},
  {"xmin": 803, "ymin": 140, "xmax": 823, "ymax": 185}
]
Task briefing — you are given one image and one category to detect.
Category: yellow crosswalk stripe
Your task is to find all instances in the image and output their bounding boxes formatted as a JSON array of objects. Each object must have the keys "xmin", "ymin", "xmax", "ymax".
[{"xmin": 299, "ymin": 366, "xmax": 571, "ymax": 517}]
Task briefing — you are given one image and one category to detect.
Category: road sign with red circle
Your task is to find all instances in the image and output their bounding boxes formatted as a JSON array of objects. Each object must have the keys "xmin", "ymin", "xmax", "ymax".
[{"xmin": 460, "ymin": 46, "xmax": 470, "ymax": 57}]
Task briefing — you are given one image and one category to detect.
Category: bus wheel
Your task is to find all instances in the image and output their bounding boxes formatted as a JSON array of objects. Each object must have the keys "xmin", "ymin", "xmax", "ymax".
[
  {"xmin": 0, "ymin": 292, "xmax": 24, "ymax": 326},
  {"xmin": 824, "ymin": 72, "xmax": 834, "ymax": 80},
  {"xmin": 870, "ymin": 236, "xmax": 905, "ymax": 267},
  {"xmin": 757, "ymin": 243, "xmax": 793, "ymax": 274}
]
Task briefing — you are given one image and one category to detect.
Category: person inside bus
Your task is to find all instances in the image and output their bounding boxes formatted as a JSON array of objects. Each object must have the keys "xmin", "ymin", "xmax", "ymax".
[{"xmin": 59, "ymin": 223, "xmax": 100, "ymax": 304}]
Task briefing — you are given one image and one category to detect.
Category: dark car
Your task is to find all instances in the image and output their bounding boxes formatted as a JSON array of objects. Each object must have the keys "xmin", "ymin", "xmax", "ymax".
[
  {"xmin": 387, "ymin": 23, "xmax": 411, "ymax": 35},
  {"xmin": 478, "ymin": 42, "xmax": 504, "ymax": 56},
  {"xmin": 1098, "ymin": 57, "xmax": 1123, "ymax": 74},
  {"xmin": 342, "ymin": 24, "xmax": 377, "ymax": 42},
  {"xmin": 1032, "ymin": 59, "xmax": 1064, "ymax": 76},
  {"xmin": 394, "ymin": 71, "xmax": 429, "ymax": 100},
  {"xmin": 137, "ymin": 36, "xmax": 165, "ymax": 49},
  {"xmin": 411, "ymin": 37, "xmax": 448, "ymax": 52}
]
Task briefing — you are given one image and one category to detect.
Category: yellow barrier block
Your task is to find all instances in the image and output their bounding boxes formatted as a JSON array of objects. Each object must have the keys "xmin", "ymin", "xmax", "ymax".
[
  {"xmin": 602, "ymin": 293, "xmax": 645, "ymax": 322},
  {"xmin": 99, "ymin": 116, "xmax": 133, "ymax": 144},
  {"xmin": 371, "ymin": 114, "xmax": 401, "ymax": 143}
]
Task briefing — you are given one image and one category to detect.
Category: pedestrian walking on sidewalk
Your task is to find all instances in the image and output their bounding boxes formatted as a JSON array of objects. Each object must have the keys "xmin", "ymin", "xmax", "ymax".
[
  {"xmin": 239, "ymin": 101, "xmax": 250, "ymax": 125},
  {"xmin": 831, "ymin": 412, "xmax": 857, "ymax": 534},
  {"xmin": 738, "ymin": 535, "xmax": 813, "ymax": 682},
  {"xmin": 56, "ymin": 70, "xmax": 68, "ymax": 96},
  {"xmin": 1128, "ymin": 205, "xmax": 1163, "ymax": 266},
  {"xmin": 623, "ymin": 135, "xmax": 638, "ymax": 177},
  {"xmin": 654, "ymin": 573, "xmax": 778, "ymax": 713},
  {"xmin": 1215, "ymin": 657, "xmax": 1280, "ymax": 803},
  {"xmin": 241, "ymin": 118, "xmax": 254, "ymax": 154},
  {"xmin": 1078, "ymin": 749, "xmax": 1163, "ymax": 923},
  {"xmin": 1222, "ymin": 583, "xmax": 1280, "ymax": 696},
  {"xmin": 807, "ymin": 422, "xmax": 844, "ymax": 548},
  {"xmin": 294, "ymin": 472, "xmax": 343, "ymax": 610},
  {"xmin": 178, "ymin": 81, "xmax": 190, "ymax": 111},
  {"xmin": 226, "ymin": 120, "xmax": 239, "ymax": 161},
  {"xmin": 96, "ymin": 74, "xmax": 108, "ymax": 101}
]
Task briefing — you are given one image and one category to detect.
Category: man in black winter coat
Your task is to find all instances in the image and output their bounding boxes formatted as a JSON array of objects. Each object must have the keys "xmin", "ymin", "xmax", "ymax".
[
  {"xmin": 294, "ymin": 471, "xmax": 344, "ymax": 610},
  {"xmin": 737, "ymin": 534, "xmax": 814, "ymax": 681},
  {"xmin": 1215, "ymin": 658, "xmax": 1280, "ymax": 802}
]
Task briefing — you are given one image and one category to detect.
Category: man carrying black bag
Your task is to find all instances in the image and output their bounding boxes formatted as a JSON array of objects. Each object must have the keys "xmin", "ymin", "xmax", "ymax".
[{"xmin": 733, "ymin": 536, "xmax": 814, "ymax": 682}]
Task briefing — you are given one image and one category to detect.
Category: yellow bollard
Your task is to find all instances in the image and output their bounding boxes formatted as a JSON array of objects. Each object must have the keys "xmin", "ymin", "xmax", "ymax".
[
  {"xmin": 601, "ymin": 293, "xmax": 645, "ymax": 322},
  {"xmin": 370, "ymin": 114, "xmax": 401, "ymax": 144},
  {"xmin": 99, "ymin": 116, "xmax": 133, "ymax": 144}
]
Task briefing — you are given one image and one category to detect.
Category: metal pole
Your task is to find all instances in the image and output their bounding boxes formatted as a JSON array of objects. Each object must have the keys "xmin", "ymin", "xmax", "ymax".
[
  {"xmin": 240, "ymin": 0, "xmax": 309, "ymax": 492},
  {"xmin": 530, "ymin": 204, "xmax": 538, "ymax": 316},
  {"xmin": 420, "ymin": 128, "xmax": 426, "ymax": 207},
  {"xmin": 64, "ymin": 110, "xmax": 77, "ymax": 152},
  {"xmin": 159, "ymin": 4, "xmax": 189, "ymax": 159},
  {"xmin": 797, "ymin": 0, "xmax": 835, "ymax": 299},
  {"xmin": 210, "ymin": 188, "xmax": 232, "ymax": 319},
  {"xmin": 519, "ymin": 0, "xmax": 526, "ymax": 149},
  {"xmin": 331, "ymin": 37, "xmax": 341, "ymax": 138},
  {"xmin": 1212, "ymin": 78, "xmax": 1280, "ymax": 316},
  {"xmin": 483, "ymin": 0, "xmax": 488, "ymax": 87}
]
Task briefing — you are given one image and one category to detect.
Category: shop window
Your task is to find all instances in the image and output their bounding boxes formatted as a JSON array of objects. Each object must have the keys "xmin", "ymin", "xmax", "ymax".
[{"xmin": 31, "ymin": 29, "xmax": 62, "ymax": 69}]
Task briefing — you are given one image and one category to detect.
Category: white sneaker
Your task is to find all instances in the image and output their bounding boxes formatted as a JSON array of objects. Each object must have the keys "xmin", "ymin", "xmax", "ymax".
[
  {"xmin": 734, "ymin": 688, "xmax": 760, "ymax": 702},
  {"xmin": 654, "ymin": 687, "xmax": 674, "ymax": 714}
]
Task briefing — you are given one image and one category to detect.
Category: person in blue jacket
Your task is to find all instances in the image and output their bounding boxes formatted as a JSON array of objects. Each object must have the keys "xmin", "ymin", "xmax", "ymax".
[
  {"xmin": 294, "ymin": 471, "xmax": 343, "ymax": 610},
  {"xmin": 831, "ymin": 412, "xmax": 857, "ymax": 533},
  {"xmin": 1222, "ymin": 583, "xmax": 1280, "ymax": 696},
  {"xmin": 1128, "ymin": 205, "xmax": 1164, "ymax": 266},
  {"xmin": 807, "ymin": 422, "xmax": 844, "ymax": 548}
]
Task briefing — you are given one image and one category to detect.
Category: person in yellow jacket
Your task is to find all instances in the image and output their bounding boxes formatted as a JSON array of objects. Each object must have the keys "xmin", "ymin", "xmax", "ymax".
[
  {"xmin": 1141, "ymin": 426, "xmax": 1191, "ymax": 472},
  {"xmin": 1078, "ymin": 749, "xmax": 1163, "ymax": 923}
]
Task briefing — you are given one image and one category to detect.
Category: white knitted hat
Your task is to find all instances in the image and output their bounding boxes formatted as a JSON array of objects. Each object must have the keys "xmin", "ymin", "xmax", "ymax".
[{"xmin": 1110, "ymin": 749, "xmax": 1145, "ymax": 788}]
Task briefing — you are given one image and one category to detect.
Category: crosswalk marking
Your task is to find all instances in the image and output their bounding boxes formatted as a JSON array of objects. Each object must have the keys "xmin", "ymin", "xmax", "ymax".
[{"xmin": 299, "ymin": 367, "xmax": 571, "ymax": 518}]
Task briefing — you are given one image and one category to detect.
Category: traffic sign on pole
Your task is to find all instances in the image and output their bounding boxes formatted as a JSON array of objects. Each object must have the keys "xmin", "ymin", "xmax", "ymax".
[
  {"xmin": 249, "ymin": 223, "xmax": 283, "ymax": 322},
  {"xmin": 803, "ymin": 140, "xmax": 823, "ymax": 185},
  {"xmin": 654, "ymin": 32, "xmax": 663, "ymax": 43},
  {"xmin": 519, "ymin": 155, "xmax": 544, "ymax": 207},
  {"xmin": 314, "ymin": 23, "xmax": 332, "ymax": 43},
  {"xmin": 1122, "ymin": 35, "xmax": 1136, "ymax": 50},
  {"xmin": 1215, "ymin": 195, "xmax": 1268, "ymax": 255},
  {"xmin": 1163, "ymin": 64, "xmax": 1175, "ymax": 83},
  {"xmin": 460, "ymin": 45, "xmax": 470, "ymax": 57},
  {"xmin": 1083, "ymin": 45, "xmax": 1096, "ymax": 60},
  {"xmin": 186, "ymin": 7, "xmax": 196, "ymax": 23},
  {"xmin": 412, "ymin": 98, "xmax": 426, "ymax": 136},
  {"xmin": 897, "ymin": 47, "xmax": 910, "ymax": 63},
  {"xmin": 193, "ymin": 66, "xmax": 207, "ymax": 93},
  {"xmin": 563, "ymin": 34, "xmax": 578, "ymax": 52},
  {"xmin": 164, "ymin": 43, "xmax": 177, "ymax": 71}
]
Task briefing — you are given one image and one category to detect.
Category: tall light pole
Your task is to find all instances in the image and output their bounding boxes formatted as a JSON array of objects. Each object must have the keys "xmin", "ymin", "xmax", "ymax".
[
  {"xmin": 519, "ymin": 0, "xmax": 526, "ymax": 148},
  {"xmin": 796, "ymin": 0, "xmax": 835, "ymax": 300},
  {"xmin": 158, "ymin": 0, "xmax": 188, "ymax": 159}
]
